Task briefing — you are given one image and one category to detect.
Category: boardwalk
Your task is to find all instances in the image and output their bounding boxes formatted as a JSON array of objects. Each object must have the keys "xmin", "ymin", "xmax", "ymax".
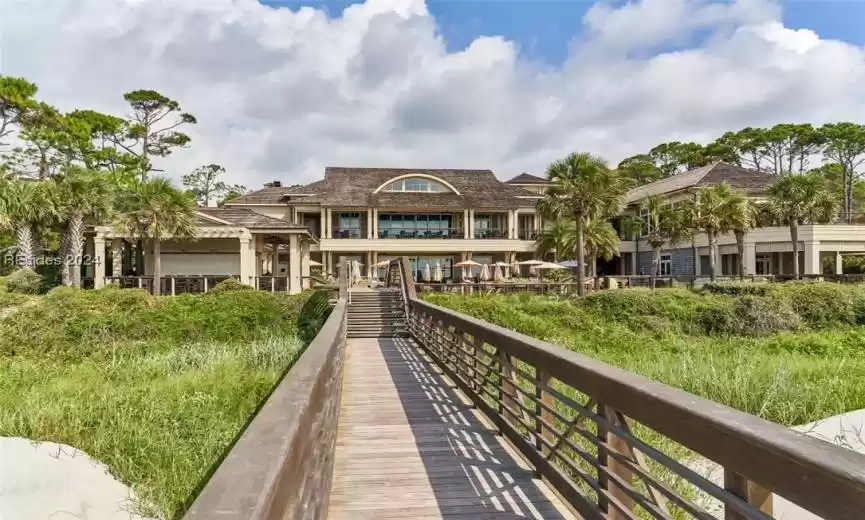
[{"xmin": 328, "ymin": 337, "xmax": 575, "ymax": 520}]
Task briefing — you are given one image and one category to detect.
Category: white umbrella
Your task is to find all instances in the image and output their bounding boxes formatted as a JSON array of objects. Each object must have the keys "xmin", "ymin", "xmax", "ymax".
[
  {"xmin": 309, "ymin": 260, "xmax": 323, "ymax": 267},
  {"xmin": 529, "ymin": 265, "xmax": 538, "ymax": 277},
  {"xmin": 493, "ymin": 264, "xmax": 504, "ymax": 281},
  {"xmin": 454, "ymin": 259, "xmax": 481, "ymax": 280},
  {"xmin": 480, "ymin": 263, "xmax": 491, "ymax": 281},
  {"xmin": 536, "ymin": 261, "xmax": 567, "ymax": 270},
  {"xmin": 518, "ymin": 259, "xmax": 544, "ymax": 265},
  {"xmin": 352, "ymin": 260, "xmax": 362, "ymax": 281},
  {"xmin": 373, "ymin": 259, "xmax": 391, "ymax": 268},
  {"xmin": 422, "ymin": 263, "xmax": 431, "ymax": 282},
  {"xmin": 511, "ymin": 262, "xmax": 521, "ymax": 277},
  {"xmin": 433, "ymin": 262, "xmax": 443, "ymax": 282}
]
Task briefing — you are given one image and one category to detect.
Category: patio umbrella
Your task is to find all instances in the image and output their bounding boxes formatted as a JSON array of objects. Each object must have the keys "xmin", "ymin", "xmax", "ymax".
[
  {"xmin": 309, "ymin": 260, "xmax": 323, "ymax": 267},
  {"xmin": 373, "ymin": 259, "xmax": 391, "ymax": 268},
  {"xmin": 517, "ymin": 259, "xmax": 544, "ymax": 265},
  {"xmin": 352, "ymin": 260, "xmax": 362, "ymax": 281},
  {"xmin": 433, "ymin": 262, "xmax": 443, "ymax": 282},
  {"xmin": 494, "ymin": 261, "xmax": 510, "ymax": 280},
  {"xmin": 511, "ymin": 262, "xmax": 521, "ymax": 277},
  {"xmin": 422, "ymin": 263, "xmax": 431, "ymax": 282},
  {"xmin": 493, "ymin": 264, "xmax": 504, "ymax": 281},
  {"xmin": 454, "ymin": 259, "xmax": 481, "ymax": 280},
  {"xmin": 557, "ymin": 260, "xmax": 579, "ymax": 268},
  {"xmin": 537, "ymin": 261, "xmax": 567, "ymax": 270},
  {"xmin": 479, "ymin": 263, "xmax": 491, "ymax": 281},
  {"xmin": 529, "ymin": 265, "xmax": 538, "ymax": 277}
]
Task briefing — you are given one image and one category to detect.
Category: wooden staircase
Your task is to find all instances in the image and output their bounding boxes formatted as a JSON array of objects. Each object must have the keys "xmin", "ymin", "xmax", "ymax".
[{"xmin": 346, "ymin": 289, "xmax": 408, "ymax": 338}]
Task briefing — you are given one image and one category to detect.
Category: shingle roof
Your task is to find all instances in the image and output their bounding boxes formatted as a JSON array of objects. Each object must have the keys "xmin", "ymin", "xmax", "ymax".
[
  {"xmin": 231, "ymin": 167, "xmax": 538, "ymax": 209},
  {"xmin": 624, "ymin": 163, "xmax": 773, "ymax": 204},
  {"xmin": 197, "ymin": 208, "xmax": 307, "ymax": 230},
  {"xmin": 505, "ymin": 172, "xmax": 550, "ymax": 185}
]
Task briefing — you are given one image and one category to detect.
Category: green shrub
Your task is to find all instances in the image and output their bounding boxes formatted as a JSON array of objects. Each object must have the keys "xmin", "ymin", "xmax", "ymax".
[
  {"xmin": 297, "ymin": 290, "xmax": 332, "ymax": 343},
  {"xmin": 732, "ymin": 295, "xmax": 802, "ymax": 336},
  {"xmin": 4, "ymin": 268, "xmax": 43, "ymax": 294},
  {"xmin": 209, "ymin": 277, "xmax": 253, "ymax": 293},
  {"xmin": 766, "ymin": 283, "xmax": 859, "ymax": 327},
  {"xmin": 703, "ymin": 281, "xmax": 771, "ymax": 296},
  {"xmin": 0, "ymin": 287, "xmax": 314, "ymax": 360}
]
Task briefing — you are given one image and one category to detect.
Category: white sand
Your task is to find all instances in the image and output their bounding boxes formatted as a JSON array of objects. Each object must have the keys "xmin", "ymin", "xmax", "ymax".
[{"xmin": 0, "ymin": 437, "xmax": 155, "ymax": 520}]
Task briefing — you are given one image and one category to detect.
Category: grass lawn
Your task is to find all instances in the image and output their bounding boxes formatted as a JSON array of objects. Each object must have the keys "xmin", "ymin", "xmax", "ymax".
[
  {"xmin": 425, "ymin": 283, "xmax": 865, "ymax": 426},
  {"xmin": 0, "ymin": 286, "xmax": 327, "ymax": 519}
]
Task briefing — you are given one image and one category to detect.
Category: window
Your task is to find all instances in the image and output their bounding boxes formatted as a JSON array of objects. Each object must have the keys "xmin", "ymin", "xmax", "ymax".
[
  {"xmin": 659, "ymin": 254, "xmax": 672, "ymax": 276},
  {"xmin": 381, "ymin": 177, "xmax": 449, "ymax": 193}
]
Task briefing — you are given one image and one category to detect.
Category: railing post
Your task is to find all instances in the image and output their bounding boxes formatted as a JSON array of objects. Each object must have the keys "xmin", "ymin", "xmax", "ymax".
[
  {"xmin": 338, "ymin": 259, "xmax": 348, "ymax": 300},
  {"xmin": 171, "ymin": 277, "xmax": 176, "ymax": 296},
  {"xmin": 203, "ymin": 277, "xmax": 209, "ymax": 293},
  {"xmin": 535, "ymin": 371, "xmax": 555, "ymax": 461},
  {"xmin": 724, "ymin": 471, "xmax": 773, "ymax": 520},
  {"xmin": 498, "ymin": 349, "xmax": 517, "ymax": 428},
  {"xmin": 597, "ymin": 404, "xmax": 635, "ymax": 519}
]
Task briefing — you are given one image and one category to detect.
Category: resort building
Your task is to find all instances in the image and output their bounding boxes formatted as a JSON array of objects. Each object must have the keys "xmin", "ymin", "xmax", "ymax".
[
  {"xmin": 619, "ymin": 162, "xmax": 865, "ymax": 277},
  {"xmin": 83, "ymin": 162, "xmax": 865, "ymax": 293}
]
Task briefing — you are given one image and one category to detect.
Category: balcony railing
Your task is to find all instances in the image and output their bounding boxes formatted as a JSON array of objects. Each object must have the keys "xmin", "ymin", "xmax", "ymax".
[
  {"xmin": 474, "ymin": 228, "xmax": 507, "ymax": 239},
  {"xmin": 378, "ymin": 228, "xmax": 465, "ymax": 239},
  {"xmin": 518, "ymin": 229, "xmax": 537, "ymax": 240},
  {"xmin": 331, "ymin": 227, "xmax": 364, "ymax": 239}
]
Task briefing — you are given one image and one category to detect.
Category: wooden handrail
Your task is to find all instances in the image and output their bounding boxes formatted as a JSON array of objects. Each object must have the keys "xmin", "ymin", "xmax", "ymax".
[
  {"xmin": 183, "ymin": 296, "xmax": 347, "ymax": 520},
  {"xmin": 387, "ymin": 257, "xmax": 865, "ymax": 520}
]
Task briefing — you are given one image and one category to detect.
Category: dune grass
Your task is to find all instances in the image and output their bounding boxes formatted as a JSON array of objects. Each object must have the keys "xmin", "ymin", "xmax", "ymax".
[
  {"xmin": 0, "ymin": 286, "xmax": 325, "ymax": 519},
  {"xmin": 425, "ymin": 284, "xmax": 865, "ymax": 426}
]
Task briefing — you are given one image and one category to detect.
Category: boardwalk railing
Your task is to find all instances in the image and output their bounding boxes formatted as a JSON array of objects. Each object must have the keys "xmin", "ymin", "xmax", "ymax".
[
  {"xmin": 387, "ymin": 257, "xmax": 865, "ymax": 520},
  {"xmin": 183, "ymin": 286, "xmax": 347, "ymax": 520}
]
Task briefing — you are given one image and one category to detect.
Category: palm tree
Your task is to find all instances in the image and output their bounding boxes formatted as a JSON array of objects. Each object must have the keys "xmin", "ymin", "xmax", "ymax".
[
  {"xmin": 0, "ymin": 179, "xmax": 57, "ymax": 268},
  {"xmin": 692, "ymin": 182, "xmax": 737, "ymax": 281},
  {"xmin": 535, "ymin": 219, "xmax": 576, "ymax": 262},
  {"xmin": 114, "ymin": 178, "xmax": 196, "ymax": 295},
  {"xmin": 721, "ymin": 194, "xmax": 757, "ymax": 278},
  {"xmin": 637, "ymin": 195, "xmax": 694, "ymax": 287},
  {"xmin": 56, "ymin": 167, "xmax": 114, "ymax": 287},
  {"xmin": 541, "ymin": 152, "xmax": 625, "ymax": 296},
  {"xmin": 584, "ymin": 218, "xmax": 621, "ymax": 278},
  {"xmin": 768, "ymin": 174, "xmax": 837, "ymax": 279}
]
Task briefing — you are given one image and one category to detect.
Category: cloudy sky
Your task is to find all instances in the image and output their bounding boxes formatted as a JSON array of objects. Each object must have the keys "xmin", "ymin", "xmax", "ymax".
[{"xmin": 1, "ymin": 0, "xmax": 864, "ymax": 188}]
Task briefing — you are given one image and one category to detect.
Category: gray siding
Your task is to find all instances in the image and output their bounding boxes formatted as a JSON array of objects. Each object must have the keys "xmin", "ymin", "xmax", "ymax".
[{"xmin": 637, "ymin": 247, "xmax": 696, "ymax": 276}]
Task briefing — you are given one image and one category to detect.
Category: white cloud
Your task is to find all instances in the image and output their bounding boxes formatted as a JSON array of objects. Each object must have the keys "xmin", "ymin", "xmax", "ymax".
[{"xmin": 1, "ymin": 0, "xmax": 864, "ymax": 188}]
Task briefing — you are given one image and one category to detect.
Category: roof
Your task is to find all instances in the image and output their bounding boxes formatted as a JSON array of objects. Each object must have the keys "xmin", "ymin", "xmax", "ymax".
[
  {"xmin": 230, "ymin": 167, "xmax": 538, "ymax": 209},
  {"xmin": 624, "ymin": 163, "xmax": 773, "ymax": 205},
  {"xmin": 505, "ymin": 173, "xmax": 551, "ymax": 185},
  {"xmin": 196, "ymin": 208, "xmax": 307, "ymax": 230}
]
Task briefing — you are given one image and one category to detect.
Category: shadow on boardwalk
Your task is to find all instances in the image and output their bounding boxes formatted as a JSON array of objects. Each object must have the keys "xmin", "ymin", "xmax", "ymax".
[{"xmin": 328, "ymin": 336, "xmax": 573, "ymax": 520}]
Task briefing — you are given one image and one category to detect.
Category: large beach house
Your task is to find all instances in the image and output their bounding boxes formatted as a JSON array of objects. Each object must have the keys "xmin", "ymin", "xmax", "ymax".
[{"xmin": 85, "ymin": 163, "xmax": 865, "ymax": 293}]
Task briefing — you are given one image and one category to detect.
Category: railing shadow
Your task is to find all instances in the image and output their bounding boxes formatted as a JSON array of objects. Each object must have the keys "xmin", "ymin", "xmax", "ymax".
[{"xmin": 374, "ymin": 336, "xmax": 571, "ymax": 519}]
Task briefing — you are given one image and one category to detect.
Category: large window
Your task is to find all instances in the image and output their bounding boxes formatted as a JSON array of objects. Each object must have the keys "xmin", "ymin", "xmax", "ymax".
[
  {"xmin": 381, "ymin": 177, "xmax": 449, "ymax": 193},
  {"xmin": 659, "ymin": 254, "xmax": 672, "ymax": 276},
  {"xmin": 334, "ymin": 212, "xmax": 361, "ymax": 238},
  {"xmin": 378, "ymin": 214, "xmax": 456, "ymax": 238}
]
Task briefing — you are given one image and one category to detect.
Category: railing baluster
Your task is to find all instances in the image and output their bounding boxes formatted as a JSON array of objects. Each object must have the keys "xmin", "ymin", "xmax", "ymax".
[
  {"xmin": 597, "ymin": 404, "xmax": 636, "ymax": 520},
  {"xmin": 536, "ymin": 371, "xmax": 555, "ymax": 461},
  {"xmin": 724, "ymin": 471, "xmax": 773, "ymax": 520}
]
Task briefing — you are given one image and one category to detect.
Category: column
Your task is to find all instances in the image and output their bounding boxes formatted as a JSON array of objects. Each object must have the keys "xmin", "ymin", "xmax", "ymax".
[
  {"xmin": 367, "ymin": 209, "xmax": 374, "ymax": 239},
  {"xmin": 468, "ymin": 209, "xmax": 475, "ymax": 239},
  {"xmin": 84, "ymin": 236, "xmax": 95, "ymax": 278},
  {"xmin": 715, "ymin": 247, "xmax": 724, "ymax": 276},
  {"xmin": 372, "ymin": 208, "xmax": 379, "ymax": 239},
  {"xmin": 534, "ymin": 213, "xmax": 541, "ymax": 234},
  {"xmin": 239, "ymin": 236, "xmax": 253, "ymax": 285},
  {"xmin": 507, "ymin": 210, "xmax": 515, "ymax": 239},
  {"xmin": 804, "ymin": 241, "xmax": 820, "ymax": 275},
  {"xmin": 111, "ymin": 239, "xmax": 122, "ymax": 278},
  {"xmin": 463, "ymin": 209, "xmax": 470, "ymax": 238},
  {"xmin": 272, "ymin": 239, "xmax": 280, "ymax": 279},
  {"xmin": 288, "ymin": 234, "xmax": 301, "ymax": 294},
  {"xmin": 367, "ymin": 251, "xmax": 374, "ymax": 279},
  {"xmin": 319, "ymin": 207, "xmax": 326, "ymax": 239},
  {"xmin": 301, "ymin": 240, "xmax": 311, "ymax": 289},
  {"xmin": 836, "ymin": 251, "xmax": 844, "ymax": 275},
  {"xmin": 94, "ymin": 236, "xmax": 106, "ymax": 288},
  {"xmin": 630, "ymin": 251, "xmax": 637, "ymax": 276},
  {"xmin": 325, "ymin": 209, "xmax": 333, "ymax": 238},
  {"xmin": 743, "ymin": 243, "xmax": 757, "ymax": 276}
]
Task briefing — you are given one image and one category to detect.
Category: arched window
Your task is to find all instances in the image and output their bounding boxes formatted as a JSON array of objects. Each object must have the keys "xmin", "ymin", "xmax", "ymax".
[{"xmin": 381, "ymin": 177, "xmax": 450, "ymax": 193}]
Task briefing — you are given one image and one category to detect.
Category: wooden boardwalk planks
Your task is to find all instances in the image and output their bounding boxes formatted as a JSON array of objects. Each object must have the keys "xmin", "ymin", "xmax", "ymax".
[{"xmin": 328, "ymin": 337, "xmax": 576, "ymax": 520}]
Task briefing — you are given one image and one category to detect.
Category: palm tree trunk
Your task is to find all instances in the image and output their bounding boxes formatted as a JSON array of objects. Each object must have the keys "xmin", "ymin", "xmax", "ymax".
[
  {"xmin": 591, "ymin": 247, "xmax": 598, "ymax": 278},
  {"xmin": 576, "ymin": 215, "xmax": 586, "ymax": 297},
  {"xmin": 15, "ymin": 224, "xmax": 35, "ymax": 269},
  {"xmin": 650, "ymin": 245, "xmax": 660, "ymax": 289},
  {"xmin": 60, "ymin": 229, "xmax": 72, "ymax": 286},
  {"xmin": 153, "ymin": 238, "xmax": 162, "ymax": 296},
  {"xmin": 708, "ymin": 229, "xmax": 718, "ymax": 282},
  {"xmin": 68, "ymin": 212, "xmax": 85, "ymax": 288},
  {"xmin": 791, "ymin": 221, "xmax": 800, "ymax": 279},
  {"xmin": 736, "ymin": 230, "xmax": 745, "ymax": 280}
]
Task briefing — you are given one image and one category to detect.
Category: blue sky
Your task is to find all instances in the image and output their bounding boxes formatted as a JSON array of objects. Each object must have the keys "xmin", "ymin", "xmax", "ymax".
[{"xmin": 260, "ymin": 0, "xmax": 865, "ymax": 63}]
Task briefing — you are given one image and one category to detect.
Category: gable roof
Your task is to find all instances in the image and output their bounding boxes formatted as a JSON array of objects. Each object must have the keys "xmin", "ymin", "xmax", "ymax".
[
  {"xmin": 229, "ymin": 167, "xmax": 538, "ymax": 209},
  {"xmin": 197, "ymin": 208, "xmax": 306, "ymax": 230},
  {"xmin": 624, "ymin": 163, "xmax": 773, "ymax": 205},
  {"xmin": 505, "ymin": 172, "xmax": 550, "ymax": 185}
]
